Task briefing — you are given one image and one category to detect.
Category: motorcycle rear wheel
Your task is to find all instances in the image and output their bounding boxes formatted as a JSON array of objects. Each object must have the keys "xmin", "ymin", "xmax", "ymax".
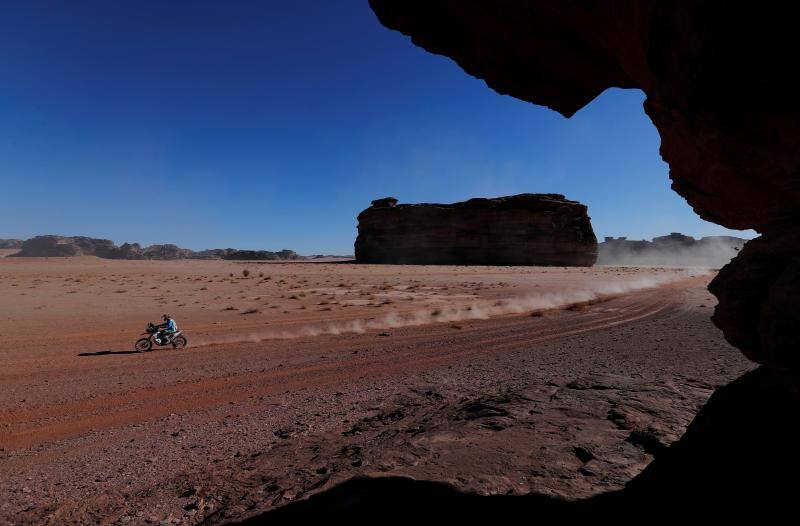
[
  {"xmin": 135, "ymin": 338, "xmax": 152, "ymax": 352},
  {"xmin": 172, "ymin": 335, "xmax": 187, "ymax": 349}
]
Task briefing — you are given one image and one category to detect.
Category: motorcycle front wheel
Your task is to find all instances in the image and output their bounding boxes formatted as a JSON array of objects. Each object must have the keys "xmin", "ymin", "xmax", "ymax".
[
  {"xmin": 135, "ymin": 338, "xmax": 152, "ymax": 352},
  {"xmin": 172, "ymin": 335, "xmax": 187, "ymax": 349}
]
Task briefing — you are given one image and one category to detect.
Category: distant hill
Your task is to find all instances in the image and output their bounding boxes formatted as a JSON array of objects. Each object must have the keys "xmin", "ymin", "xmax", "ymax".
[
  {"xmin": 0, "ymin": 239, "xmax": 23, "ymax": 249},
  {"xmin": 598, "ymin": 233, "xmax": 747, "ymax": 266},
  {"xmin": 8, "ymin": 235, "xmax": 308, "ymax": 261},
  {"xmin": 194, "ymin": 248, "xmax": 302, "ymax": 261}
]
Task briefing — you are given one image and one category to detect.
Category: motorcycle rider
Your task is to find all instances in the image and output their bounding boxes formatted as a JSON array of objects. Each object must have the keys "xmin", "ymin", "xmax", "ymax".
[{"xmin": 155, "ymin": 313, "xmax": 178, "ymax": 344}]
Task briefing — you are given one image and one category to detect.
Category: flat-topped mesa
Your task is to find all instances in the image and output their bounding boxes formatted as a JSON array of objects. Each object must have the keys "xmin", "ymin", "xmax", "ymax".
[{"xmin": 355, "ymin": 193, "xmax": 597, "ymax": 266}]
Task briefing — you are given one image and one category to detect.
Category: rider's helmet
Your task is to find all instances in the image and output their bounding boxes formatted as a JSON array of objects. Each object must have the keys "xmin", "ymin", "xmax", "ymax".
[{"xmin": 163, "ymin": 313, "xmax": 170, "ymax": 321}]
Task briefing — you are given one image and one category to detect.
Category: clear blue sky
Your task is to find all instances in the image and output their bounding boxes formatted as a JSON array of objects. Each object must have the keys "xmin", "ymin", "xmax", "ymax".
[{"xmin": 0, "ymin": 0, "xmax": 752, "ymax": 254}]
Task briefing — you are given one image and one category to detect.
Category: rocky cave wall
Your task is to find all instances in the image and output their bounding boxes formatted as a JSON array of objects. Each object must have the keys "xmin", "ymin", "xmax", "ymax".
[{"xmin": 355, "ymin": 194, "xmax": 597, "ymax": 266}]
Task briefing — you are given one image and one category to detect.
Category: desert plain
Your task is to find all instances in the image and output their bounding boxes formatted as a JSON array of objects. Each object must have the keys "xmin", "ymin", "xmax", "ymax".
[{"xmin": 0, "ymin": 256, "xmax": 753, "ymax": 524}]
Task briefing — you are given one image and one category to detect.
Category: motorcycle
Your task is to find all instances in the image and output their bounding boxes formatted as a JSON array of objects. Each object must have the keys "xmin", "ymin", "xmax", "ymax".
[{"xmin": 135, "ymin": 322, "xmax": 188, "ymax": 352}]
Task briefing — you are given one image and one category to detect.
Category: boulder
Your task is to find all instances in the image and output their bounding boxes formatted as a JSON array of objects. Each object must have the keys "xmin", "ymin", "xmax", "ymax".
[{"xmin": 355, "ymin": 193, "xmax": 597, "ymax": 266}]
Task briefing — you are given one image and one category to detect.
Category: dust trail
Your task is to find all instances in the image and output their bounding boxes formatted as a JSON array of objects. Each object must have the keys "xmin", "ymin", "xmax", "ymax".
[
  {"xmin": 193, "ymin": 270, "xmax": 709, "ymax": 346},
  {"xmin": 598, "ymin": 236, "xmax": 747, "ymax": 266}
]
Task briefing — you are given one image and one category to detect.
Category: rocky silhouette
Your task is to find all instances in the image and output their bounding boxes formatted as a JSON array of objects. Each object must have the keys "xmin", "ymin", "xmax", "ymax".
[
  {"xmin": 355, "ymin": 194, "xmax": 597, "ymax": 266},
  {"xmin": 599, "ymin": 233, "xmax": 747, "ymax": 267},
  {"xmin": 9, "ymin": 235, "xmax": 302, "ymax": 261}
]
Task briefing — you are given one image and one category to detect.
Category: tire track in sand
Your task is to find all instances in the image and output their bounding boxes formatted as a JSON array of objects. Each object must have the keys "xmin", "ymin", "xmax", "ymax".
[{"xmin": 0, "ymin": 280, "xmax": 688, "ymax": 450}]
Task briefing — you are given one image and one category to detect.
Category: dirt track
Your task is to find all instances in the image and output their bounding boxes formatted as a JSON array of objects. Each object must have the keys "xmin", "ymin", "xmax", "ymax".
[{"xmin": 0, "ymin": 261, "xmax": 752, "ymax": 524}]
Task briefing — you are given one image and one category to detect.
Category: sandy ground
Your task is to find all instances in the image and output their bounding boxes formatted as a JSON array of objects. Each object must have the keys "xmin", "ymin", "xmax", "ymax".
[{"xmin": 0, "ymin": 258, "xmax": 753, "ymax": 524}]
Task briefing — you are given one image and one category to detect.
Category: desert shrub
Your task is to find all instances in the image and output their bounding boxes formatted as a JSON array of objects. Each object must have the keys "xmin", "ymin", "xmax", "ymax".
[{"xmin": 242, "ymin": 269, "xmax": 250, "ymax": 277}]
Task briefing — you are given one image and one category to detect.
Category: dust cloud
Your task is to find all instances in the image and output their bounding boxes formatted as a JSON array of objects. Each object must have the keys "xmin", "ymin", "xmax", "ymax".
[
  {"xmin": 194, "ymin": 269, "xmax": 708, "ymax": 346},
  {"xmin": 598, "ymin": 236, "xmax": 746, "ymax": 267}
]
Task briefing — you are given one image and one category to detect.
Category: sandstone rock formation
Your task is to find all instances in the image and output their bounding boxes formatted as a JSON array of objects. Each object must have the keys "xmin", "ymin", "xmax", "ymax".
[
  {"xmin": 355, "ymin": 194, "xmax": 597, "ymax": 266},
  {"xmin": 12, "ymin": 236, "xmax": 120, "ymax": 258},
  {"xmin": 599, "ymin": 233, "xmax": 746, "ymax": 267},
  {"xmin": 9, "ymin": 235, "xmax": 302, "ymax": 261}
]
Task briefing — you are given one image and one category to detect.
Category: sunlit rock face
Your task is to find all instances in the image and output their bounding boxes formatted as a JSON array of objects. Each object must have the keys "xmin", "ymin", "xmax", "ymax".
[
  {"xmin": 368, "ymin": 0, "xmax": 800, "ymax": 371},
  {"xmin": 355, "ymin": 194, "xmax": 598, "ymax": 266}
]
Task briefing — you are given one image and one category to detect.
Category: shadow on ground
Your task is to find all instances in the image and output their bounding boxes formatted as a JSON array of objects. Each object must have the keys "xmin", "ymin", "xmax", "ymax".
[
  {"xmin": 232, "ymin": 366, "xmax": 798, "ymax": 524},
  {"xmin": 78, "ymin": 349, "xmax": 141, "ymax": 356}
]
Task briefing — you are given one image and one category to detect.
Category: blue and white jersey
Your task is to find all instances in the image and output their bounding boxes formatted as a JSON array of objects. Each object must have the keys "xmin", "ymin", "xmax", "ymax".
[{"xmin": 167, "ymin": 319, "xmax": 177, "ymax": 331}]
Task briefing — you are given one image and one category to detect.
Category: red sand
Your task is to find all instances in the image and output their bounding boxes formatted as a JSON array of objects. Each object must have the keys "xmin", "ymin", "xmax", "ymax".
[{"xmin": 0, "ymin": 258, "xmax": 752, "ymax": 524}]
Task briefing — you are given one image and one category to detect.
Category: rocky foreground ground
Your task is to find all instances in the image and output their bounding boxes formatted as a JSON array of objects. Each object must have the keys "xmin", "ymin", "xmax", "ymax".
[{"xmin": 0, "ymin": 260, "xmax": 751, "ymax": 524}]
